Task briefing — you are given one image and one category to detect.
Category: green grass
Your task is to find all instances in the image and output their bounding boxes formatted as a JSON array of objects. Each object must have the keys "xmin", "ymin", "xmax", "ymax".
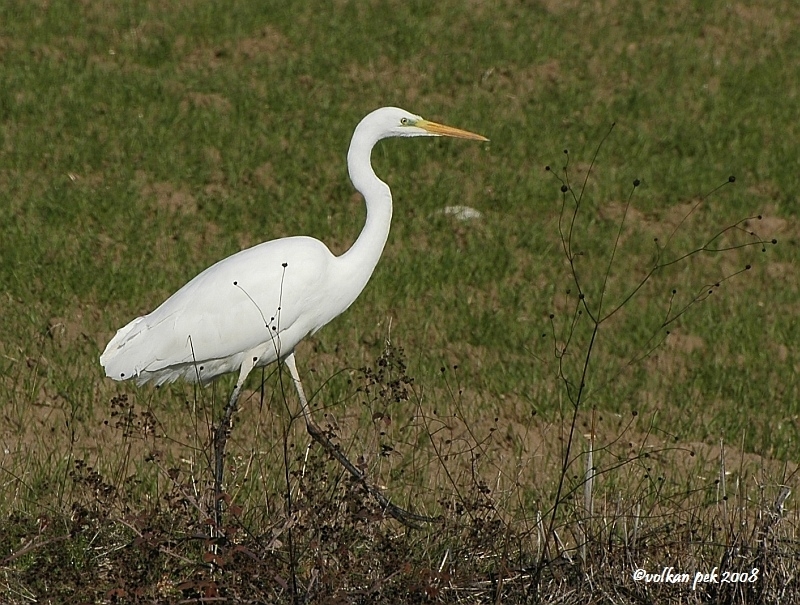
[{"xmin": 1, "ymin": 0, "xmax": 798, "ymax": 602}]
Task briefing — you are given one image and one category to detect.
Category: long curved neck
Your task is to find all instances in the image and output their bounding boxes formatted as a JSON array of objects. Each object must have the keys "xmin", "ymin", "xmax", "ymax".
[{"xmin": 337, "ymin": 127, "xmax": 393, "ymax": 295}]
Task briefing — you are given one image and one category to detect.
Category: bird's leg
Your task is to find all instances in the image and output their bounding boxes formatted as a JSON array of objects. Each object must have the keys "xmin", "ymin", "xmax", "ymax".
[
  {"xmin": 284, "ymin": 352, "xmax": 438, "ymax": 528},
  {"xmin": 213, "ymin": 354, "xmax": 256, "ymax": 534}
]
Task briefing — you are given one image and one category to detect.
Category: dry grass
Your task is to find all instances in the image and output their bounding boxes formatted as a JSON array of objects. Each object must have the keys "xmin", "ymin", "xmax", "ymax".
[{"xmin": 1, "ymin": 344, "xmax": 797, "ymax": 603}]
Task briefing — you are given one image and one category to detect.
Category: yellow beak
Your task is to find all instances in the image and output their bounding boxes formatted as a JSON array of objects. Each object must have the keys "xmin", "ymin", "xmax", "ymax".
[{"xmin": 417, "ymin": 119, "xmax": 489, "ymax": 142}]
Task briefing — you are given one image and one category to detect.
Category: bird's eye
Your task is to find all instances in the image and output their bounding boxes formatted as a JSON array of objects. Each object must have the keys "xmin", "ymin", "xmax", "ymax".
[{"xmin": 400, "ymin": 117, "xmax": 409, "ymax": 126}]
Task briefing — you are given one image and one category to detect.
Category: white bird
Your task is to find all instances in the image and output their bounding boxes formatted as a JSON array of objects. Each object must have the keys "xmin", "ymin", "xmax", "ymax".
[{"xmin": 100, "ymin": 106, "xmax": 487, "ymax": 524}]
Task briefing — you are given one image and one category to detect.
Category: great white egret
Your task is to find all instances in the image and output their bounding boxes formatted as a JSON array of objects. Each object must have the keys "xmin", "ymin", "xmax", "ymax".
[{"xmin": 100, "ymin": 106, "xmax": 488, "ymax": 526}]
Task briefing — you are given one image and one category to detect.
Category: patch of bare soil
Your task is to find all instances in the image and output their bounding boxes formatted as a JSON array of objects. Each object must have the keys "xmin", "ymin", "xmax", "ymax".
[
  {"xmin": 179, "ymin": 91, "xmax": 231, "ymax": 115},
  {"xmin": 478, "ymin": 60, "xmax": 563, "ymax": 105},
  {"xmin": 141, "ymin": 180, "xmax": 198, "ymax": 215},
  {"xmin": 180, "ymin": 25, "xmax": 292, "ymax": 72},
  {"xmin": 235, "ymin": 25, "xmax": 289, "ymax": 60},
  {"xmin": 342, "ymin": 55, "xmax": 427, "ymax": 107}
]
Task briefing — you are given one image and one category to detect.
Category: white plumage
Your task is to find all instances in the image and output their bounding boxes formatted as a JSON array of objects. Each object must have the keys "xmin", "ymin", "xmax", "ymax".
[
  {"xmin": 101, "ymin": 236, "xmax": 344, "ymax": 386},
  {"xmin": 99, "ymin": 107, "xmax": 486, "ymax": 525},
  {"xmin": 100, "ymin": 107, "xmax": 487, "ymax": 393}
]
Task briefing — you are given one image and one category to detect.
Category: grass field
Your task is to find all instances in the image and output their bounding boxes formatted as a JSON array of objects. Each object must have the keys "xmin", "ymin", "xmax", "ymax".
[{"xmin": 1, "ymin": 1, "xmax": 798, "ymax": 602}]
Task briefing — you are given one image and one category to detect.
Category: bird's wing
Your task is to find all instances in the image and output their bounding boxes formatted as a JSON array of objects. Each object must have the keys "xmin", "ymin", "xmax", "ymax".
[{"xmin": 100, "ymin": 236, "xmax": 336, "ymax": 385}]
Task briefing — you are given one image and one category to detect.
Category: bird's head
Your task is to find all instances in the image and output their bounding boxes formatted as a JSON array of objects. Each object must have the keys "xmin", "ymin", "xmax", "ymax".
[{"xmin": 361, "ymin": 107, "xmax": 489, "ymax": 142}]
